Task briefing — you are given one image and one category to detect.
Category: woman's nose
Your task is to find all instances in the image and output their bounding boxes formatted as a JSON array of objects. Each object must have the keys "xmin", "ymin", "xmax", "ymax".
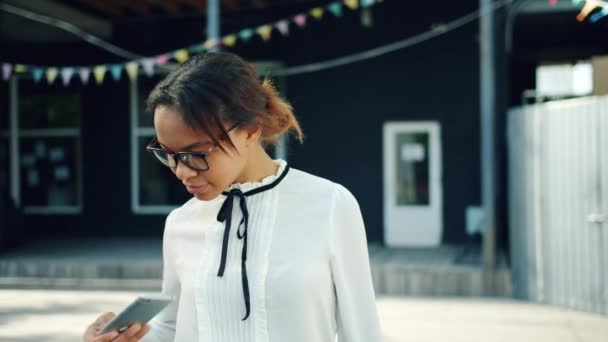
[{"xmin": 174, "ymin": 159, "xmax": 198, "ymax": 182}]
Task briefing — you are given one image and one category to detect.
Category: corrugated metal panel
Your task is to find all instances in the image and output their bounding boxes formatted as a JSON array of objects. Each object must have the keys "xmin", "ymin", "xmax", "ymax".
[{"xmin": 508, "ymin": 96, "xmax": 608, "ymax": 315}]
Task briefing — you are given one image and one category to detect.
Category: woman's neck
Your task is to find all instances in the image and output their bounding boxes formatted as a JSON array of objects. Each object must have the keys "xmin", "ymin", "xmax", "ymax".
[{"xmin": 233, "ymin": 144, "xmax": 279, "ymax": 184}]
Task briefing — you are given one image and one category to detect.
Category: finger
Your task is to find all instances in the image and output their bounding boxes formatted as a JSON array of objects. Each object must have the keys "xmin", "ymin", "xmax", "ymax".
[
  {"xmin": 124, "ymin": 323, "xmax": 142, "ymax": 337},
  {"xmin": 91, "ymin": 330, "xmax": 119, "ymax": 342},
  {"xmin": 133, "ymin": 325, "xmax": 151, "ymax": 339},
  {"xmin": 95, "ymin": 312, "xmax": 116, "ymax": 324}
]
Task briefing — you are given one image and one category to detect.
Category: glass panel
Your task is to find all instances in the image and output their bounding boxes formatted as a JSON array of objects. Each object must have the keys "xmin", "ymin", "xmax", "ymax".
[
  {"xmin": 138, "ymin": 76, "xmax": 164, "ymax": 128},
  {"xmin": 138, "ymin": 136, "xmax": 190, "ymax": 206},
  {"xmin": 395, "ymin": 132, "xmax": 430, "ymax": 206},
  {"xmin": 19, "ymin": 137, "xmax": 80, "ymax": 206},
  {"xmin": 0, "ymin": 138, "xmax": 9, "ymax": 189},
  {"xmin": 19, "ymin": 80, "xmax": 80, "ymax": 129}
]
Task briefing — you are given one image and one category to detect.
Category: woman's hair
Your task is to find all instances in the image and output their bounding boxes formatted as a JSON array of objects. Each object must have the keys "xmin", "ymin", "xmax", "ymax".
[{"xmin": 146, "ymin": 52, "xmax": 303, "ymax": 149}]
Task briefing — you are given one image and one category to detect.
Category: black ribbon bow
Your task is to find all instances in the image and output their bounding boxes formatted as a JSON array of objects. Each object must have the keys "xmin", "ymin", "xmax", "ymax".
[
  {"xmin": 214, "ymin": 163, "xmax": 290, "ymax": 321},
  {"xmin": 216, "ymin": 188, "xmax": 251, "ymax": 321}
]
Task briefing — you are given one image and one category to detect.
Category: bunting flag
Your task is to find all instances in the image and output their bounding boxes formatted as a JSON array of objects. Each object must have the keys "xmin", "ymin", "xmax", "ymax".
[
  {"xmin": 174, "ymin": 49, "xmax": 189, "ymax": 63},
  {"xmin": 590, "ymin": 6, "xmax": 608, "ymax": 21},
  {"xmin": 110, "ymin": 64, "xmax": 123, "ymax": 81},
  {"xmin": 257, "ymin": 25, "xmax": 273, "ymax": 41},
  {"xmin": 203, "ymin": 39, "xmax": 219, "ymax": 50},
  {"xmin": 294, "ymin": 14, "xmax": 307, "ymax": 27},
  {"xmin": 239, "ymin": 28, "xmax": 255, "ymax": 42},
  {"xmin": 154, "ymin": 54, "xmax": 170, "ymax": 65},
  {"xmin": 60, "ymin": 67, "xmax": 75, "ymax": 86},
  {"xmin": 223, "ymin": 34, "xmax": 238, "ymax": 47},
  {"xmin": 141, "ymin": 58, "xmax": 155, "ymax": 77},
  {"xmin": 93, "ymin": 65, "xmax": 107, "ymax": 84},
  {"xmin": 344, "ymin": 0, "xmax": 359, "ymax": 10},
  {"xmin": 310, "ymin": 7, "xmax": 325, "ymax": 20},
  {"xmin": 32, "ymin": 68, "xmax": 44, "ymax": 83},
  {"xmin": 126, "ymin": 61, "xmax": 139, "ymax": 81},
  {"xmin": 327, "ymin": 2, "xmax": 344, "ymax": 17},
  {"xmin": 0, "ymin": 0, "xmax": 385, "ymax": 85},
  {"xmin": 572, "ymin": 0, "xmax": 608, "ymax": 22},
  {"xmin": 46, "ymin": 68, "xmax": 59, "ymax": 84},
  {"xmin": 79, "ymin": 67, "xmax": 91, "ymax": 84},
  {"xmin": 2, "ymin": 63, "xmax": 12, "ymax": 81},
  {"xmin": 275, "ymin": 20, "xmax": 290, "ymax": 35}
]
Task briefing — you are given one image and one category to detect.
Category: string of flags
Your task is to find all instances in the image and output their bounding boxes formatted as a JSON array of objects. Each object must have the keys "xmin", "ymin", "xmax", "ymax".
[
  {"xmin": 1, "ymin": 0, "xmax": 382, "ymax": 86},
  {"xmin": 549, "ymin": 0, "xmax": 608, "ymax": 22}
]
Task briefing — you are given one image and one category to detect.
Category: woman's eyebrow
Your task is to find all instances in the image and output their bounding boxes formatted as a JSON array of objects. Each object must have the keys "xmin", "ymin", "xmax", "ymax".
[{"xmin": 158, "ymin": 140, "xmax": 213, "ymax": 151}]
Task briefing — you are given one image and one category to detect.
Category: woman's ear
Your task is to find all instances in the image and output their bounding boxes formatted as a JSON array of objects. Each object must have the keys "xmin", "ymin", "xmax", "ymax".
[{"xmin": 243, "ymin": 124, "xmax": 262, "ymax": 145}]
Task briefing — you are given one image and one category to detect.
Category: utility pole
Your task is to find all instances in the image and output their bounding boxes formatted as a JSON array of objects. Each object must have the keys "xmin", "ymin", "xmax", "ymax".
[
  {"xmin": 207, "ymin": 0, "xmax": 220, "ymax": 52},
  {"xmin": 480, "ymin": 0, "xmax": 497, "ymax": 295}
]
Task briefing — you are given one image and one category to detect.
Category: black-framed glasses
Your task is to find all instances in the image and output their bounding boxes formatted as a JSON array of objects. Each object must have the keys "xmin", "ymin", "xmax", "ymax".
[{"xmin": 146, "ymin": 123, "xmax": 240, "ymax": 172}]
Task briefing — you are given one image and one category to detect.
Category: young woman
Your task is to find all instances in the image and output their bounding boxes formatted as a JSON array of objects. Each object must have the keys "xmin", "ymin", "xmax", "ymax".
[{"xmin": 83, "ymin": 52, "xmax": 381, "ymax": 342}]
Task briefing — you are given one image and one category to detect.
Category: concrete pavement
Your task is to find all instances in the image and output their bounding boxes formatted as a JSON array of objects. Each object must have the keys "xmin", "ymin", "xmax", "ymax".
[{"xmin": 0, "ymin": 290, "xmax": 606, "ymax": 342}]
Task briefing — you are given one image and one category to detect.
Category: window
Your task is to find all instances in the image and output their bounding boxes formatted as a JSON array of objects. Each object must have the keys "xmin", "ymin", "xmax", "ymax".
[
  {"xmin": 131, "ymin": 73, "xmax": 190, "ymax": 214},
  {"xmin": 131, "ymin": 62, "xmax": 286, "ymax": 214},
  {"xmin": 17, "ymin": 80, "xmax": 82, "ymax": 213}
]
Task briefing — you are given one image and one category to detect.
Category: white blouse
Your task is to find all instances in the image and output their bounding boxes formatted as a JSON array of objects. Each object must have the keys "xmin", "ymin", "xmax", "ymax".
[{"xmin": 141, "ymin": 160, "xmax": 382, "ymax": 342}]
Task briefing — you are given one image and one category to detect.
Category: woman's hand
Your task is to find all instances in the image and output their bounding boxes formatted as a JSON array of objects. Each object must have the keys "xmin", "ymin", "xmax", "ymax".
[{"xmin": 83, "ymin": 312, "xmax": 151, "ymax": 342}]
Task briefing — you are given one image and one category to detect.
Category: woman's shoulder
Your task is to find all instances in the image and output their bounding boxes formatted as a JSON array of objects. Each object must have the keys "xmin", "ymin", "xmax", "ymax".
[{"xmin": 283, "ymin": 167, "xmax": 357, "ymax": 203}]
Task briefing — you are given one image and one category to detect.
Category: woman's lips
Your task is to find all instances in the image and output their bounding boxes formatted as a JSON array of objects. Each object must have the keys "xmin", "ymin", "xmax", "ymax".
[{"xmin": 186, "ymin": 184, "xmax": 209, "ymax": 194}]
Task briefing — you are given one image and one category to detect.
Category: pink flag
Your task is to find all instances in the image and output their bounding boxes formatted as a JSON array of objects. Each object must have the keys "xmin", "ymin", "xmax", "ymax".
[
  {"xmin": 155, "ymin": 54, "xmax": 169, "ymax": 65},
  {"xmin": 293, "ymin": 14, "xmax": 307, "ymax": 28}
]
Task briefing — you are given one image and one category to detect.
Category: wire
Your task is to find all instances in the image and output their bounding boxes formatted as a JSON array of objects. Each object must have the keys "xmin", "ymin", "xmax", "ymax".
[
  {"xmin": 279, "ymin": 0, "xmax": 515, "ymax": 76},
  {"xmin": 0, "ymin": 2, "xmax": 142, "ymax": 61}
]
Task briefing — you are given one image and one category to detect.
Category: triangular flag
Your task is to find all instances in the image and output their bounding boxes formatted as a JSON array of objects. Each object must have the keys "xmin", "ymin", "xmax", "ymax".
[
  {"xmin": 239, "ymin": 28, "xmax": 255, "ymax": 42},
  {"xmin": 141, "ymin": 58, "xmax": 155, "ymax": 77},
  {"xmin": 310, "ymin": 7, "xmax": 324, "ymax": 20},
  {"xmin": 361, "ymin": 0, "xmax": 374, "ymax": 7},
  {"xmin": 60, "ymin": 67, "xmax": 75, "ymax": 86},
  {"xmin": 327, "ymin": 2, "xmax": 343, "ymax": 17},
  {"xmin": 32, "ymin": 68, "xmax": 44, "ymax": 83},
  {"xmin": 222, "ymin": 34, "xmax": 238, "ymax": 47},
  {"xmin": 294, "ymin": 14, "xmax": 307, "ymax": 27},
  {"xmin": 126, "ymin": 62, "xmax": 138, "ymax": 81},
  {"xmin": 2, "ymin": 63, "xmax": 12, "ymax": 81},
  {"xmin": 344, "ymin": 0, "xmax": 359, "ymax": 10},
  {"xmin": 110, "ymin": 64, "xmax": 123, "ymax": 81},
  {"xmin": 155, "ymin": 54, "xmax": 170, "ymax": 65},
  {"xmin": 257, "ymin": 25, "xmax": 273, "ymax": 41},
  {"xmin": 590, "ymin": 7, "xmax": 608, "ymax": 22},
  {"xmin": 189, "ymin": 44, "xmax": 204, "ymax": 54},
  {"xmin": 576, "ymin": 1, "xmax": 597, "ymax": 21},
  {"xmin": 93, "ymin": 65, "xmax": 107, "ymax": 84},
  {"xmin": 14, "ymin": 64, "xmax": 27, "ymax": 73},
  {"xmin": 79, "ymin": 67, "xmax": 91, "ymax": 84},
  {"xmin": 46, "ymin": 68, "xmax": 59, "ymax": 84},
  {"xmin": 203, "ymin": 39, "xmax": 218, "ymax": 50},
  {"xmin": 275, "ymin": 20, "xmax": 290, "ymax": 36},
  {"xmin": 174, "ymin": 49, "xmax": 189, "ymax": 63}
]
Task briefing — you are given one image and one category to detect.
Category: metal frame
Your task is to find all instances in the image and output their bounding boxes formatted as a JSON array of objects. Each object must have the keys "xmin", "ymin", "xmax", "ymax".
[{"xmin": 6, "ymin": 76, "xmax": 83, "ymax": 214}]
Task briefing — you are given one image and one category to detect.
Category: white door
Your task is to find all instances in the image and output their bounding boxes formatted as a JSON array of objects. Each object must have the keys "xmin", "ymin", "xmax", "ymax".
[{"xmin": 383, "ymin": 121, "xmax": 443, "ymax": 247}]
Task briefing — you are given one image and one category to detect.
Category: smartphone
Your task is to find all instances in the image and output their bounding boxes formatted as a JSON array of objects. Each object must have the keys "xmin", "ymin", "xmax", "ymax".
[{"xmin": 99, "ymin": 293, "xmax": 174, "ymax": 335}]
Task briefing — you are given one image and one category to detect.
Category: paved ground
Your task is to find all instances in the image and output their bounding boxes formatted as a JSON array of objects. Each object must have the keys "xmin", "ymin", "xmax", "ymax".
[{"xmin": 0, "ymin": 290, "xmax": 606, "ymax": 342}]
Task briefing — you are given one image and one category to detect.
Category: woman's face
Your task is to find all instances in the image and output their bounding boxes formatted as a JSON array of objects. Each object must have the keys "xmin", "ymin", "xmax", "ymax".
[{"xmin": 153, "ymin": 105, "xmax": 253, "ymax": 201}]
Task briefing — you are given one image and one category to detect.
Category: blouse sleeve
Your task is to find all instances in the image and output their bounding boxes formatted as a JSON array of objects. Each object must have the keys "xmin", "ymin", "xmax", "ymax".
[
  {"xmin": 330, "ymin": 184, "xmax": 383, "ymax": 342},
  {"xmin": 141, "ymin": 210, "xmax": 180, "ymax": 342}
]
